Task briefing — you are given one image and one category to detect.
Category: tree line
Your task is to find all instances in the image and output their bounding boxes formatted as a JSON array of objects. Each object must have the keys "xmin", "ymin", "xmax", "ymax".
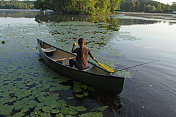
[
  {"xmin": 121, "ymin": 0, "xmax": 176, "ymax": 13},
  {"xmin": 0, "ymin": 0, "xmax": 34, "ymax": 9},
  {"xmin": 1, "ymin": 0, "xmax": 176, "ymax": 14},
  {"xmin": 34, "ymin": 0, "xmax": 121, "ymax": 15}
]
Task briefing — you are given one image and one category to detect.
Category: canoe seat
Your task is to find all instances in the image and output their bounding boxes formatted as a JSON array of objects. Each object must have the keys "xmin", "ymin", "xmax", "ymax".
[
  {"xmin": 42, "ymin": 47, "xmax": 56, "ymax": 52},
  {"xmin": 42, "ymin": 47, "xmax": 56, "ymax": 57}
]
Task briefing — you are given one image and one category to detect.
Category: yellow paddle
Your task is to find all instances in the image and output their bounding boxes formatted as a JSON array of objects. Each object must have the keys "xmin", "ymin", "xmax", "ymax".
[{"xmin": 95, "ymin": 60, "xmax": 115, "ymax": 73}]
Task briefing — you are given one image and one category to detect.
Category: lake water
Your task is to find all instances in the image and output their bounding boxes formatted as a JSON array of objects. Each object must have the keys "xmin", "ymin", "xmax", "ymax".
[{"xmin": 0, "ymin": 10, "xmax": 176, "ymax": 117}]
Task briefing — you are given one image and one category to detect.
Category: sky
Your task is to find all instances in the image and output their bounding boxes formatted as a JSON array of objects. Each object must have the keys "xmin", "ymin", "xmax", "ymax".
[{"xmin": 155, "ymin": 0, "xmax": 176, "ymax": 4}]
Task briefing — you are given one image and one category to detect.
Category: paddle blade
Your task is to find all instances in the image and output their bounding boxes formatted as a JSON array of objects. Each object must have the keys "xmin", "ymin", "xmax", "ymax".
[{"xmin": 98, "ymin": 62, "xmax": 115, "ymax": 72}]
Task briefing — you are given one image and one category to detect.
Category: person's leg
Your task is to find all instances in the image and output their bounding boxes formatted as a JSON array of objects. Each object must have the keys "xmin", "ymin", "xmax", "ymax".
[{"xmin": 69, "ymin": 59, "xmax": 77, "ymax": 67}]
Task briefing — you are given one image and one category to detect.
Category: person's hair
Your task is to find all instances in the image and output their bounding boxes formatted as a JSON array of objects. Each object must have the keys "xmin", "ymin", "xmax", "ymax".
[{"xmin": 78, "ymin": 38, "xmax": 85, "ymax": 58}]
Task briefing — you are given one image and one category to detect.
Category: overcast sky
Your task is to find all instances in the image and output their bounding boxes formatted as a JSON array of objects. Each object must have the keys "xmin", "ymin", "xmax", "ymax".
[{"xmin": 155, "ymin": 0, "xmax": 176, "ymax": 4}]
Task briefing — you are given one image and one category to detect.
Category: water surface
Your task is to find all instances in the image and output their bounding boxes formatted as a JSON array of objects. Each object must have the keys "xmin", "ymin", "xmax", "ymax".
[{"xmin": 0, "ymin": 10, "xmax": 176, "ymax": 117}]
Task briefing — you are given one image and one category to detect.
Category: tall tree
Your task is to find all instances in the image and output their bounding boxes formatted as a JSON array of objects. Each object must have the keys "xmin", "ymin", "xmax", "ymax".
[
  {"xmin": 171, "ymin": 2, "xmax": 176, "ymax": 10},
  {"xmin": 156, "ymin": 4, "xmax": 162, "ymax": 12},
  {"xmin": 135, "ymin": 1, "xmax": 140, "ymax": 11},
  {"xmin": 145, "ymin": 5, "xmax": 156, "ymax": 12}
]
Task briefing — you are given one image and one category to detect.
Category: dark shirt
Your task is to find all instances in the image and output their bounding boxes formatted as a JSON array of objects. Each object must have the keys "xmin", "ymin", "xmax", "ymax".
[{"xmin": 72, "ymin": 47, "xmax": 94, "ymax": 70}]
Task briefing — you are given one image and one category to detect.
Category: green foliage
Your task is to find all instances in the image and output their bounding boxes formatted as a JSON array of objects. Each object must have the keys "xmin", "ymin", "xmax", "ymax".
[
  {"xmin": 171, "ymin": 2, "xmax": 176, "ymax": 11},
  {"xmin": 0, "ymin": 1, "xmax": 34, "ymax": 9},
  {"xmin": 120, "ymin": 0, "xmax": 173, "ymax": 13},
  {"xmin": 145, "ymin": 5, "xmax": 156, "ymax": 13},
  {"xmin": 34, "ymin": 0, "xmax": 121, "ymax": 15},
  {"xmin": 156, "ymin": 4, "xmax": 162, "ymax": 12},
  {"xmin": 34, "ymin": 0, "xmax": 53, "ymax": 10}
]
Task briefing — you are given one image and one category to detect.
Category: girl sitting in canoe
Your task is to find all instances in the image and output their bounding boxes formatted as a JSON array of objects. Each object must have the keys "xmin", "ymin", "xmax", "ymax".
[{"xmin": 69, "ymin": 38, "xmax": 95, "ymax": 70}]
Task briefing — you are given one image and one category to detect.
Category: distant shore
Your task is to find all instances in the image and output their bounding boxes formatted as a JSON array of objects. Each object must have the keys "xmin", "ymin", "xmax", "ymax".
[
  {"xmin": 118, "ymin": 12, "xmax": 176, "ymax": 20},
  {"xmin": 0, "ymin": 9, "xmax": 40, "ymax": 12},
  {"xmin": 0, "ymin": 9, "xmax": 176, "ymax": 20}
]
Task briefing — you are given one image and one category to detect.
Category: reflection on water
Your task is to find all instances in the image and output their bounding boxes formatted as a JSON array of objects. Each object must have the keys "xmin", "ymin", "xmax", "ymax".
[
  {"xmin": 0, "ymin": 9, "xmax": 40, "ymax": 18},
  {"xmin": 35, "ymin": 13, "xmax": 120, "ymax": 31}
]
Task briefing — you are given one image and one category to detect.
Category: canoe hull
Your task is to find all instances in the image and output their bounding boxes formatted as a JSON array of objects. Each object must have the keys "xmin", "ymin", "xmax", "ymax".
[{"xmin": 37, "ymin": 39, "xmax": 125, "ymax": 94}]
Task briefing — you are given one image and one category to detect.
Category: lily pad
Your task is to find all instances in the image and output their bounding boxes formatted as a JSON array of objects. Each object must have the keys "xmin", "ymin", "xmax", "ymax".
[
  {"xmin": 35, "ymin": 103, "xmax": 45, "ymax": 111},
  {"xmin": 56, "ymin": 113, "xmax": 64, "ymax": 117},
  {"xmin": 51, "ymin": 109, "xmax": 60, "ymax": 114},
  {"xmin": 40, "ymin": 112, "xmax": 51, "ymax": 117},
  {"xmin": 76, "ymin": 92, "xmax": 88, "ymax": 98},
  {"xmin": 76, "ymin": 106, "xmax": 87, "ymax": 112},
  {"xmin": 97, "ymin": 106, "xmax": 108, "ymax": 111},
  {"xmin": 49, "ymin": 87, "xmax": 57, "ymax": 91},
  {"xmin": 14, "ymin": 101, "xmax": 23, "ymax": 110},
  {"xmin": 73, "ymin": 81, "xmax": 82, "ymax": 92},
  {"xmin": 0, "ymin": 105, "xmax": 13, "ymax": 116},
  {"xmin": 12, "ymin": 112, "xmax": 24, "ymax": 117},
  {"xmin": 66, "ymin": 115, "xmax": 73, "ymax": 117},
  {"xmin": 42, "ymin": 106, "xmax": 51, "ymax": 113},
  {"xmin": 116, "ymin": 70, "xmax": 132, "ymax": 78},
  {"xmin": 57, "ymin": 100, "xmax": 67, "ymax": 107},
  {"xmin": 9, "ymin": 97, "xmax": 17, "ymax": 102},
  {"xmin": 81, "ymin": 85, "xmax": 87, "ymax": 89},
  {"xmin": 21, "ymin": 107, "xmax": 29, "ymax": 113},
  {"xmin": 60, "ymin": 106, "xmax": 70, "ymax": 115},
  {"xmin": 27, "ymin": 100, "xmax": 38, "ymax": 108},
  {"xmin": 78, "ymin": 112, "xmax": 103, "ymax": 117}
]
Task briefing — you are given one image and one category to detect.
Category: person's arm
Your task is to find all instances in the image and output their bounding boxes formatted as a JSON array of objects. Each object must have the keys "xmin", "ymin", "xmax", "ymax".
[
  {"xmin": 72, "ymin": 43, "xmax": 77, "ymax": 53},
  {"xmin": 88, "ymin": 49, "xmax": 95, "ymax": 60}
]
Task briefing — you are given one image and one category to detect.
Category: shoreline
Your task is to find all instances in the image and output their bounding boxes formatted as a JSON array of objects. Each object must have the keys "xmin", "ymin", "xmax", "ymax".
[
  {"xmin": 0, "ymin": 9, "xmax": 40, "ymax": 12},
  {"xmin": 118, "ymin": 12, "xmax": 176, "ymax": 20},
  {"xmin": 0, "ymin": 9, "xmax": 176, "ymax": 20}
]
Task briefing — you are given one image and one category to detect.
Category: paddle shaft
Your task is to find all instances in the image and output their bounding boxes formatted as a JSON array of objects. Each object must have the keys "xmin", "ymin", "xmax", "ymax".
[
  {"xmin": 94, "ymin": 60, "xmax": 99, "ymax": 64},
  {"xmin": 116, "ymin": 59, "xmax": 160, "ymax": 71},
  {"xmin": 54, "ymin": 57, "xmax": 76, "ymax": 62}
]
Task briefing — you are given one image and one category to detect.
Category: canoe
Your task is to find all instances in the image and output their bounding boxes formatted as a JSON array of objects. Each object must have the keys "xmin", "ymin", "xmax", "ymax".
[{"xmin": 37, "ymin": 39, "xmax": 125, "ymax": 94}]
